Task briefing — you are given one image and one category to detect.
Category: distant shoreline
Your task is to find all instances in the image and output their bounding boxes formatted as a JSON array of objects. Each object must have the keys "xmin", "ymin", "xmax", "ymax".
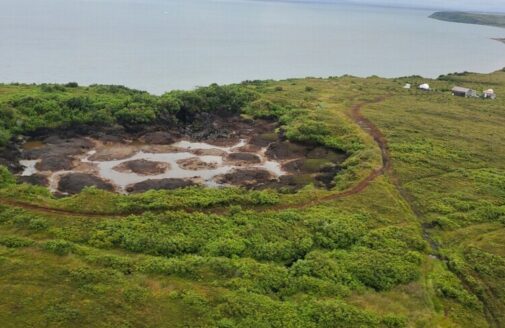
[
  {"xmin": 430, "ymin": 11, "xmax": 505, "ymax": 45},
  {"xmin": 430, "ymin": 11, "xmax": 505, "ymax": 29}
]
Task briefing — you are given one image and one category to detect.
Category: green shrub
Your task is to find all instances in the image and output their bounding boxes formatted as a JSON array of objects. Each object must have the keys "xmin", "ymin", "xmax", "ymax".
[
  {"xmin": 290, "ymin": 251, "xmax": 358, "ymax": 288},
  {"xmin": 381, "ymin": 315, "xmax": 408, "ymax": 328},
  {"xmin": 216, "ymin": 291, "xmax": 300, "ymax": 327},
  {"xmin": 28, "ymin": 218, "xmax": 49, "ymax": 231},
  {"xmin": 65, "ymin": 82, "xmax": 79, "ymax": 88},
  {"xmin": 68, "ymin": 267, "xmax": 122, "ymax": 287},
  {"xmin": 301, "ymin": 299, "xmax": 381, "ymax": 327},
  {"xmin": 313, "ymin": 216, "xmax": 366, "ymax": 249},
  {"xmin": 336, "ymin": 247, "xmax": 421, "ymax": 291},
  {"xmin": 44, "ymin": 303, "xmax": 80, "ymax": 324},
  {"xmin": 431, "ymin": 266, "xmax": 482, "ymax": 309},
  {"xmin": 0, "ymin": 129, "xmax": 11, "ymax": 147},
  {"xmin": 114, "ymin": 106, "xmax": 156, "ymax": 128},
  {"xmin": 85, "ymin": 254, "xmax": 134, "ymax": 274},
  {"xmin": 0, "ymin": 166, "xmax": 15, "ymax": 188},
  {"xmin": 206, "ymin": 238, "xmax": 248, "ymax": 257},
  {"xmin": 43, "ymin": 239, "xmax": 76, "ymax": 256},
  {"xmin": 123, "ymin": 286, "xmax": 148, "ymax": 303},
  {"xmin": 0, "ymin": 235, "xmax": 34, "ymax": 248},
  {"xmin": 359, "ymin": 226, "xmax": 428, "ymax": 253},
  {"xmin": 137, "ymin": 255, "xmax": 206, "ymax": 278},
  {"xmin": 10, "ymin": 213, "xmax": 33, "ymax": 227},
  {"xmin": 40, "ymin": 84, "xmax": 66, "ymax": 92}
]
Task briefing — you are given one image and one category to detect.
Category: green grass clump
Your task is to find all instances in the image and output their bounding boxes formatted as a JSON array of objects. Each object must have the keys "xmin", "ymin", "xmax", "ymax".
[
  {"xmin": 0, "ymin": 235, "xmax": 34, "ymax": 248},
  {"xmin": 43, "ymin": 239, "xmax": 77, "ymax": 256}
]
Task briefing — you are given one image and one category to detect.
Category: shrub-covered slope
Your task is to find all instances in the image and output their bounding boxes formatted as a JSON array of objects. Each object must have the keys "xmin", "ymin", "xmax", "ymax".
[{"xmin": 0, "ymin": 69, "xmax": 504, "ymax": 327}]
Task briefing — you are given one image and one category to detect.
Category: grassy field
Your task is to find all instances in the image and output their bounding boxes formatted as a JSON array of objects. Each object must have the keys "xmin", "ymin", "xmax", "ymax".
[{"xmin": 0, "ymin": 69, "xmax": 504, "ymax": 327}]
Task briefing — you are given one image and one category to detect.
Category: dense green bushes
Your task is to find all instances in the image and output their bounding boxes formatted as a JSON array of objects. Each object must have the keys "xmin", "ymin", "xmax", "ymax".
[
  {"xmin": 0, "ymin": 83, "xmax": 256, "ymax": 145},
  {"xmin": 340, "ymin": 248, "xmax": 421, "ymax": 291},
  {"xmin": 79, "ymin": 208, "xmax": 424, "ymax": 296},
  {"xmin": 417, "ymin": 168, "xmax": 505, "ymax": 228},
  {"xmin": 0, "ymin": 235, "xmax": 34, "ymax": 248},
  {"xmin": 32, "ymin": 186, "xmax": 280, "ymax": 215},
  {"xmin": 216, "ymin": 293, "xmax": 377, "ymax": 328},
  {"xmin": 67, "ymin": 266, "xmax": 122, "ymax": 287},
  {"xmin": 430, "ymin": 262, "xmax": 482, "ymax": 309},
  {"xmin": 83, "ymin": 254, "xmax": 134, "ymax": 275},
  {"xmin": 0, "ymin": 166, "xmax": 15, "ymax": 187},
  {"xmin": 312, "ymin": 214, "xmax": 366, "ymax": 249},
  {"xmin": 115, "ymin": 187, "xmax": 279, "ymax": 212},
  {"xmin": 169, "ymin": 83, "xmax": 255, "ymax": 122},
  {"xmin": 43, "ymin": 239, "xmax": 77, "ymax": 256},
  {"xmin": 243, "ymin": 99, "xmax": 289, "ymax": 119}
]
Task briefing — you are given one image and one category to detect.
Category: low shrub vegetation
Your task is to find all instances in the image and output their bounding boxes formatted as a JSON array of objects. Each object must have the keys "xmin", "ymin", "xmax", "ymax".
[{"xmin": 1, "ymin": 70, "xmax": 505, "ymax": 326}]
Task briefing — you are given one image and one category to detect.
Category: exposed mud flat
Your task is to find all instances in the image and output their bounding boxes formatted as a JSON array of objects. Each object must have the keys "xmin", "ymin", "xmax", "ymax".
[
  {"xmin": 19, "ymin": 138, "xmax": 279, "ymax": 194},
  {"xmin": 13, "ymin": 117, "xmax": 348, "ymax": 194},
  {"xmin": 113, "ymin": 159, "xmax": 171, "ymax": 175}
]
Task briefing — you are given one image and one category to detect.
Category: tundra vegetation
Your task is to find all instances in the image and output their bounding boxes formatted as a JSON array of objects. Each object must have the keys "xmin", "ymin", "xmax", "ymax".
[{"xmin": 0, "ymin": 69, "xmax": 504, "ymax": 327}]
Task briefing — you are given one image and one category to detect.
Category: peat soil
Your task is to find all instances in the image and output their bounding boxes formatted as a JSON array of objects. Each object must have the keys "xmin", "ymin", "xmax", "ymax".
[{"xmin": 3, "ymin": 113, "xmax": 348, "ymax": 194}]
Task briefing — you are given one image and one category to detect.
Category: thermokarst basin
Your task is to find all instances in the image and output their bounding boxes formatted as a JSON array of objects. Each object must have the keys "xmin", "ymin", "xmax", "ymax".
[{"xmin": 18, "ymin": 134, "xmax": 347, "ymax": 195}]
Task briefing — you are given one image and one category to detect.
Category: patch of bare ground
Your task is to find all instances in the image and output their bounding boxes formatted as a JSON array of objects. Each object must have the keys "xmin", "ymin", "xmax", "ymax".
[
  {"xmin": 215, "ymin": 169, "xmax": 274, "ymax": 187},
  {"xmin": 140, "ymin": 145, "xmax": 184, "ymax": 154},
  {"xmin": 113, "ymin": 159, "xmax": 170, "ymax": 175},
  {"xmin": 189, "ymin": 148, "xmax": 227, "ymax": 156},
  {"xmin": 126, "ymin": 178, "xmax": 197, "ymax": 193},
  {"xmin": 225, "ymin": 152, "xmax": 262, "ymax": 164},
  {"xmin": 88, "ymin": 146, "xmax": 138, "ymax": 161},
  {"xmin": 58, "ymin": 173, "xmax": 115, "ymax": 195},
  {"xmin": 176, "ymin": 157, "xmax": 218, "ymax": 171},
  {"xmin": 140, "ymin": 131, "xmax": 175, "ymax": 144}
]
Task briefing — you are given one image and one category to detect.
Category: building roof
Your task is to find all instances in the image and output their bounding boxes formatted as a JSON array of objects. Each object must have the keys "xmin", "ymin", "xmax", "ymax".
[
  {"xmin": 419, "ymin": 83, "xmax": 430, "ymax": 89},
  {"xmin": 452, "ymin": 86, "xmax": 471, "ymax": 93}
]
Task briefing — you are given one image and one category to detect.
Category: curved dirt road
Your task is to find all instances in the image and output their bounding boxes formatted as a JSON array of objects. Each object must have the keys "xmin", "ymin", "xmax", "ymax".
[{"xmin": 264, "ymin": 96, "xmax": 391, "ymax": 211}]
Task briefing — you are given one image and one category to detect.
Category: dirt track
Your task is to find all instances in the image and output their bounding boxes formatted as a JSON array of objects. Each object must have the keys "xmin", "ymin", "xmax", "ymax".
[
  {"xmin": 264, "ymin": 96, "xmax": 390, "ymax": 211},
  {"xmin": 0, "ymin": 198, "xmax": 124, "ymax": 218},
  {"xmin": 0, "ymin": 97, "xmax": 391, "ymax": 217}
]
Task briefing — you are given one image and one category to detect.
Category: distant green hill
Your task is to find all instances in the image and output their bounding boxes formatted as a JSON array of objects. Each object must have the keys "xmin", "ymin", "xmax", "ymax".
[{"xmin": 430, "ymin": 11, "xmax": 505, "ymax": 28}]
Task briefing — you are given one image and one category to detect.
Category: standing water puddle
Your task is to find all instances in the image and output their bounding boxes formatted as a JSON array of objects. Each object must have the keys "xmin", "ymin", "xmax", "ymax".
[{"xmin": 21, "ymin": 139, "xmax": 286, "ymax": 193}]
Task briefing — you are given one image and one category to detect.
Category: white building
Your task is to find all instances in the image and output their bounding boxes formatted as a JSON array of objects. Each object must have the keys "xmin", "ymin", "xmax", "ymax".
[
  {"xmin": 418, "ymin": 83, "xmax": 430, "ymax": 91},
  {"xmin": 483, "ymin": 89, "xmax": 497, "ymax": 99},
  {"xmin": 452, "ymin": 86, "xmax": 477, "ymax": 98}
]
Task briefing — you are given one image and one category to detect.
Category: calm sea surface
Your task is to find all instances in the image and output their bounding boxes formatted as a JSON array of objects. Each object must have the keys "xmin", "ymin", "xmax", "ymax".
[{"xmin": 1, "ymin": 0, "xmax": 504, "ymax": 94}]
